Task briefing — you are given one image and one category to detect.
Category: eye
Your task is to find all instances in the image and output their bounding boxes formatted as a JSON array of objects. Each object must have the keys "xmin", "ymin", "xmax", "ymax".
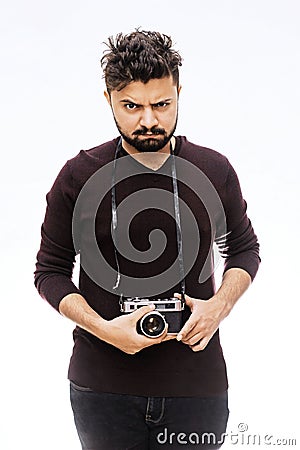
[
  {"xmin": 154, "ymin": 102, "xmax": 170, "ymax": 108},
  {"xmin": 124, "ymin": 103, "xmax": 138, "ymax": 110}
]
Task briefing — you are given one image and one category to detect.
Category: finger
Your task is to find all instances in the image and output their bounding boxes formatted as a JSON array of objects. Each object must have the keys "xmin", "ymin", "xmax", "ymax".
[
  {"xmin": 182, "ymin": 325, "xmax": 205, "ymax": 342},
  {"xmin": 182, "ymin": 331, "xmax": 204, "ymax": 346},
  {"xmin": 177, "ymin": 318, "xmax": 197, "ymax": 342},
  {"xmin": 190, "ymin": 336, "xmax": 210, "ymax": 352},
  {"xmin": 131, "ymin": 304, "xmax": 155, "ymax": 322}
]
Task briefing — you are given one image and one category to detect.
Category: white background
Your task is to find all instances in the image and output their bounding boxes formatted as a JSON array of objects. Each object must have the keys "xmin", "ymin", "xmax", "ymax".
[{"xmin": 1, "ymin": 0, "xmax": 299, "ymax": 448}]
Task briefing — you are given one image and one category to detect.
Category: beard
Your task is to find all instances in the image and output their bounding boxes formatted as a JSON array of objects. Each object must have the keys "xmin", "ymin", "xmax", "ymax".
[{"xmin": 113, "ymin": 114, "xmax": 178, "ymax": 153}]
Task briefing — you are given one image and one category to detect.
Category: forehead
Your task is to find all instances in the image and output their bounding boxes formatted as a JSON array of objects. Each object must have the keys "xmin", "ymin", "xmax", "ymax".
[{"xmin": 111, "ymin": 77, "xmax": 177, "ymax": 104}]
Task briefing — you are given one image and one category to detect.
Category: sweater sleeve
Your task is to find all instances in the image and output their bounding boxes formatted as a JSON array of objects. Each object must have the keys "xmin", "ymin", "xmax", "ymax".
[
  {"xmin": 34, "ymin": 161, "xmax": 82, "ymax": 312},
  {"xmin": 216, "ymin": 160, "xmax": 261, "ymax": 281}
]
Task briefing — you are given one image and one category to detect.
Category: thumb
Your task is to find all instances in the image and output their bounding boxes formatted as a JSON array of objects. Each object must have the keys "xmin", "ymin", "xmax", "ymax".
[{"xmin": 130, "ymin": 304, "xmax": 155, "ymax": 322}]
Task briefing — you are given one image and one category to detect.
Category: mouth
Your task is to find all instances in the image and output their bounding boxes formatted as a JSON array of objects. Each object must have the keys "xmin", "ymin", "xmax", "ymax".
[
  {"xmin": 133, "ymin": 128, "xmax": 166, "ymax": 137},
  {"xmin": 139, "ymin": 133, "xmax": 160, "ymax": 137}
]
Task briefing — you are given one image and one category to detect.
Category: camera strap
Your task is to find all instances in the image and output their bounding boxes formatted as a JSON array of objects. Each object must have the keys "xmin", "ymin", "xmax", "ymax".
[
  {"xmin": 111, "ymin": 138, "xmax": 186, "ymax": 303},
  {"xmin": 170, "ymin": 141, "xmax": 186, "ymax": 301}
]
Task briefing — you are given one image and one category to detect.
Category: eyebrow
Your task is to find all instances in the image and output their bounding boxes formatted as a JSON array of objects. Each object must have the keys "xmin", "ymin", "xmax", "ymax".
[{"xmin": 120, "ymin": 98, "xmax": 173, "ymax": 106}]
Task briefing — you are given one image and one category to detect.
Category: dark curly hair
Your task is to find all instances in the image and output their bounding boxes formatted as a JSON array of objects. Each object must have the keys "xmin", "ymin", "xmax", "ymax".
[{"xmin": 101, "ymin": 30, "xmax": 182, "ymax": 93}]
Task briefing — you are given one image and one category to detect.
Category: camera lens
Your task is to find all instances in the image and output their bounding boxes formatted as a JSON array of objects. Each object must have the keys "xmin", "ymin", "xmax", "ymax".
[{"xmin": 139, "ymin": 311, "xmax": 166, "ymax": 338}]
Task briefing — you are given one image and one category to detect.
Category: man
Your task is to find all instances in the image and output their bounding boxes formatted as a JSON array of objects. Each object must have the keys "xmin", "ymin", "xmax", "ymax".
[{"xmin": 35, "ymin": 30, "xmax": 260, "ymax": 449}]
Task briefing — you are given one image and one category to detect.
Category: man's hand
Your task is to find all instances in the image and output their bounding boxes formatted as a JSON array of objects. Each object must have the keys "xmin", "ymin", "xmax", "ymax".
[
  {"xmin": 100, "ymin": 304, "xmax": 175, "ymax": 354},
  {"xmin": 174, "ymin": 293, "xmax": 226, "ymax": 352},
  {"xmin": 174, "ymin": 268, "xmax": 252, "ymax": 352},
  {"xmin": 59, "ymin": 294, "xmax": 175, "ymax": 356}
]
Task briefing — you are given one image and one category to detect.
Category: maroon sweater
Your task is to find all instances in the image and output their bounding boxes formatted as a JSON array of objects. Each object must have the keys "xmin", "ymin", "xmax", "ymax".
[{"xmin": 34, "ymin": 136, "xmax": 260, "ymax": 397}]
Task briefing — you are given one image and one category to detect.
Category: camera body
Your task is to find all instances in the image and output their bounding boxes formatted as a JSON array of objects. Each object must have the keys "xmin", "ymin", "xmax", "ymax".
[{"xmin": 120, "ymin": 296, "xmax": 185, "ymax": 338}]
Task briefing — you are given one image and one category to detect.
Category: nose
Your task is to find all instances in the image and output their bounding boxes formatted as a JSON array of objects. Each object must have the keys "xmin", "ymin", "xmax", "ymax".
[{"xmin": 139, "ymin": 107, "xmax": 159, "ymax": 129}]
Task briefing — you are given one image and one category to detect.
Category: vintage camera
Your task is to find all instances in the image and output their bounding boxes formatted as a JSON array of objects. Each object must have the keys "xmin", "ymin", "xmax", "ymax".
[{"xmin": 120, "ymin": 296, "xmax": 185, "ymax": 338}]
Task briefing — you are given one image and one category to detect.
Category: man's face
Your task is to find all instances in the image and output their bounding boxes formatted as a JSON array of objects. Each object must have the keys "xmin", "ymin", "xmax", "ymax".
[{"xmin": 105, "ymin": 77, "xmax": 180, "ymax": 153}]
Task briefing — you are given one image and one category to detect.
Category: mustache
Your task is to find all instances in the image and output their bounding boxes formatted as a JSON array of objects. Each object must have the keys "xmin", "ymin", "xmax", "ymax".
[{"xmin": 133, "ymin": 127, "xmax": 166, "ymax": 136}]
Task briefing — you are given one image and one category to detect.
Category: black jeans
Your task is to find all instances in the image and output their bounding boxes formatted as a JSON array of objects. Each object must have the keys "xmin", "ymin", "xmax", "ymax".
[{"xmin": 70, "ymin": 382, "xmax": 229, "ymax": 450}]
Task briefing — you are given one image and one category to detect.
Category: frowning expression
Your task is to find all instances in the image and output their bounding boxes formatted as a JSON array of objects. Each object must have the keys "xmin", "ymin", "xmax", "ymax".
[{"xmin": 105, "ymin": 76, "xmax": 181, "ymax": 153}]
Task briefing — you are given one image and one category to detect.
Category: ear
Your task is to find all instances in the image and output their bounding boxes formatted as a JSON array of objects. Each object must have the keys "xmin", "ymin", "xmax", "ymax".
[
  {"xmin": 104, "ymin": 90, "xmax": 111, "ymax": 105},
  {"xmin": 177, "ymin": 85, "xmax": 182, "ymax": 96}
]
